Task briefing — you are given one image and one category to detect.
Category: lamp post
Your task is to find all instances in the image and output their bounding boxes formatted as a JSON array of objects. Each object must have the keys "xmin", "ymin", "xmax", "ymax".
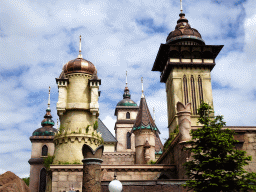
[{"xmin": 108, "ymin": 172, "xmax": 123, "ymax": 192}]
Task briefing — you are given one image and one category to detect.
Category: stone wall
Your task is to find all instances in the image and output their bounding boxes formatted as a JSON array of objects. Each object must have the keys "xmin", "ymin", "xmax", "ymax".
[{"xmin": 102, "ymin": 152, "xmax": 135, "ymax": 165}]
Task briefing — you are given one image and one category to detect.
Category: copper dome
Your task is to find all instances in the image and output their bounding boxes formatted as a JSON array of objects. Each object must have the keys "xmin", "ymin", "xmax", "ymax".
[
  {"xmin": 63, "ymin": 57, "xmax": 96, "ymax": 75},
  {"xmin": 166, "ymin": 13, "xmax": 205, "ymax": 45}
]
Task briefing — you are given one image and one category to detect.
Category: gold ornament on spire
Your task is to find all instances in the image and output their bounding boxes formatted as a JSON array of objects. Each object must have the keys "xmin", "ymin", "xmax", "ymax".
[
  {"xmin": 78, "ymin": 35, "xmax": 83, "ymax": 58},
  {"xmin": 180, "ymin": 0, "xmax": 183, "ymax": 13}
]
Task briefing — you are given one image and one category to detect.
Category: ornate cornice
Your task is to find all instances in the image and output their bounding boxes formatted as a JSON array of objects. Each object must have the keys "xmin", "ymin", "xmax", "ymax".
[
  {"xmin": 103, "ymin": 152, "xmax": 135, "ymax": 157},
  {"xmin": 30, "ymin": 136, "xmax": 55, "ymax": 142}
]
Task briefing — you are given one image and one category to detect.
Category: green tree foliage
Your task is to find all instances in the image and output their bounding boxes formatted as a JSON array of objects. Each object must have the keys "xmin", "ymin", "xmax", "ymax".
[
  {"xmin": 93, "ymin": 120, "xmax": 98, "ymax": 131},
  {"xmin": 22, "ymin": 177, "xmax": 30, "ymax": 186},
  {"xmin": 43, "ymin": 155, "xmax": 55, "ymax": 171},
  {"xmin": 183, "ymin": 102, "xmax": 256, "ymax": 192}
]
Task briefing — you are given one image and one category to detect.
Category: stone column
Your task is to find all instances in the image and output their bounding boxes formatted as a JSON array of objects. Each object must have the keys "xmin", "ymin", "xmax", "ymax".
[
  {"xmin": 177, "ymin": 102, "xmax": 192, "ymax": 143},
  {"xmin": 82, "ymin": 144, "xmax": 104, "ymax": 192},
  {"xmin": 82, "ymin": 158, "xmax": 103, "ymax": 192}
]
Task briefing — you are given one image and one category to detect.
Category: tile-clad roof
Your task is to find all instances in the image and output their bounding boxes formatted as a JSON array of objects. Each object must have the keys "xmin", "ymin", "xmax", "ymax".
[
  {"xmin": 155, "ymin": 132, "xmax": 163, "ymax": 152},
  {"xmin": 132, "ymin": 97, "xmax": 159, "ymax": 133},
  {"xmin": 98, "ymin": 118, "xmax": 117, "ymax": 143}
]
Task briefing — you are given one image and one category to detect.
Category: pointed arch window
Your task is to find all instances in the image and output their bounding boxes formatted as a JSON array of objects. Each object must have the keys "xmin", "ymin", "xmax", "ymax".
[
  {"xmin": 127, "ymin": 132, "xmax": 131, "ymax": 149},
  {"xmin": 42, "ymin": 145, "xmax": 48, "ymax": 156},
  {"xmin": 198, "ymin": 75, "xmax": 204, "ymax": 103},
  {"xmin": 191, "ymin": 75, "xmax": 197, "ymax": 115},
  {"xmin": 39, "ymin": 168, "xmax": 46, "ymax": 192},
  {"xmin": 183, "ymin": 75, "xmax": 189, "ymax": 104},
  {"xmin": 126, "ymin": 112, "xmax": 130, "ymax": 119}
]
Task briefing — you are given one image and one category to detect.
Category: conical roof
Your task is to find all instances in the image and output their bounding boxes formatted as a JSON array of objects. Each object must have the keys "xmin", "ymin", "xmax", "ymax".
[{"xmin": 132, "ymin": 97, "xmax": 159, "ymax": 133}]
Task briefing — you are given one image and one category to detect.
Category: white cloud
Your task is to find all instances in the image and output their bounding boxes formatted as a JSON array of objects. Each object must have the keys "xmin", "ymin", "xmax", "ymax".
[{"xmin": 102, "ymin": 115, "xmax": 116, "ymax": 137}]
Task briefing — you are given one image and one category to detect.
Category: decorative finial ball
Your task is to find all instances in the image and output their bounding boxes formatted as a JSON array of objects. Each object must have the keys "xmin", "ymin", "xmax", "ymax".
[{"xmin": 108, "ymin": 180, "xmax": 122, "ymax": 192}]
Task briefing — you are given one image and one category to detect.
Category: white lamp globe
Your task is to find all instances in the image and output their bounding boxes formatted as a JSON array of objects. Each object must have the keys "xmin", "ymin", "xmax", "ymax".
[{"xmin": 108, "ymin": 179, "xmax": 122, "ymax": 192}]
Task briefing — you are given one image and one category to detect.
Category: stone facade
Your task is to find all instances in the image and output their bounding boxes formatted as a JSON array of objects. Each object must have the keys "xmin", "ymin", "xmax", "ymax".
[{"xmin": 102, "ymin": 152, "xmax": 135, "ymax": 165}]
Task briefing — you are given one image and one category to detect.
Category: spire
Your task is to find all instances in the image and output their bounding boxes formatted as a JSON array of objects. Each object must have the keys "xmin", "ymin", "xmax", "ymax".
[
  {"xmin": 126, "ymin": 70, "xmax": 128, "ymax": 87},
  {"xmin": 141, "ymin": 77, "xmax": 145, "ymax": 98},
  {"xmin": 78, "ymin": 35, "xmax": 83, "ymax": 58},
  {"xmin": 41, "ymin": 86, "xmax": 55, "ymax": 126},
  {"xmin": 47, "ymin": 86, "xmax": 51, "ymax": 111},
  {"xmin": 153, "ymin": 107, "xmax": 155, "ymax": 123},
  {"xmin": 123, "ymin": 71, "xmax": 131, "ymax": 99},
  {"xmin": 180, "ymin": 0, "xmax": 183, "ymax": 13},
  {"xmin": 132, "ymin": 93, "xmax": 159, "ymax": 133}
]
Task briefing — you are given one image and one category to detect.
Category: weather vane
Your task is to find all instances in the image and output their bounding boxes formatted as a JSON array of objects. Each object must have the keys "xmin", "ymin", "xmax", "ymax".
[{"xmin": 180, "ymin": 0, "xmax": 183, "ymax": 13}]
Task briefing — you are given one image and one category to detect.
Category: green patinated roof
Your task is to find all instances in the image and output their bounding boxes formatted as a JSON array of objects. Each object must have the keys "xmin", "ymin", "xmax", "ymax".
[
  {"xmin": 117, "ymin": 101, "xmax": 137, "ymax": 106},
  {"xmin": 41, "ymin": 121, "xmax": 55, "ymax": 126}
]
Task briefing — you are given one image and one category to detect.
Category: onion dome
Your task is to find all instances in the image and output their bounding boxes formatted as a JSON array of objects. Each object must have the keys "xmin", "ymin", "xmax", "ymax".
[
  {"xmin": 116, "ymin": 71, "xmax": 137, "ymax": 106},
  {"xmin": 32, "ymin": 87, "xmax": 57, "ymax": 136},
  {"xmin": 166, "ymin": 13, "xmax": 205, "ymax": 45},
  {"xmin": 62, "ymin": 35, "xmax": 96, "ymax": 75}
]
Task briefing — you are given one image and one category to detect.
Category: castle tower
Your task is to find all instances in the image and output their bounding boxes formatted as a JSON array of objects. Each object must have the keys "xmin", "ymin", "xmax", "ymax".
[
  {"xmin": 53, "ymin": 36, "xmax": 103, "ymax": 164},
  {"xmin": 114, "ymin": 71, "xmax": 139, "ymax": 152},
  {"xmin": 29, "ymin": 87, "xmax": 57, "ymax": 192},
  {"xmin": 132, "ymin": 78, "xmax": 160, "ymax": 164},
  {"xmin": 152, "ymin": 9, "xmax": 223, "ymax": 135}
]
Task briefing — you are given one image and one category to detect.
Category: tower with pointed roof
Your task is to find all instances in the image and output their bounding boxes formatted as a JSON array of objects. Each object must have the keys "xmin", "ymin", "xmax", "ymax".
[
  {"xmin": 132, "ymin": 78, "xmax": 160, "ymax": 164},
  {"xmin": 53, "ymin": 36, "xmax": 103, "ymax": 164},
  {"xmin": 29, "ymin": 87, "xmax": 57, "ymax": 192},
  {"xmin": 114, "ymin": 71, "xmax": 139, "ymax": 152},
  {"xmin": 152, "ymin": 6, "xmax": 223, "ymax": 135}
]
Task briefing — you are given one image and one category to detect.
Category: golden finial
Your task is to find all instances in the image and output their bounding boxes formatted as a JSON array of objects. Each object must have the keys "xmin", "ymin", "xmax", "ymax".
[
  {"xmin": 78, "ymin": 35, "xmax": 83, "ymax": 58},
  {"xmin": 141, "ymin": 77, "xmax": 145, "ymax": 98},
  {"xmin": 180, "ymin": 0, "xmax": 183, "ymax": 13}
]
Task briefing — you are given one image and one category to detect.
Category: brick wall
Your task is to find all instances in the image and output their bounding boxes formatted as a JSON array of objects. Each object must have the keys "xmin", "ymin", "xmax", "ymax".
[{"xmin": 102, "ymin": 152, "xmax": 135, "ymax": 165}]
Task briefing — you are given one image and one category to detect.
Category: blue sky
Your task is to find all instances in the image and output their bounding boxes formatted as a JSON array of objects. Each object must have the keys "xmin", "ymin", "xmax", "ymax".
[{"xmin": 0, "ymin": 0, "xmax": 256, "ymax": 178}]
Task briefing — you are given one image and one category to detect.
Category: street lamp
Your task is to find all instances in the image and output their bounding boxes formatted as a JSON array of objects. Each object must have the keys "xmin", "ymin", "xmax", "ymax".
[{"xmin": 108, "ymin": 172, "xmax": 122, "ymax": 192}]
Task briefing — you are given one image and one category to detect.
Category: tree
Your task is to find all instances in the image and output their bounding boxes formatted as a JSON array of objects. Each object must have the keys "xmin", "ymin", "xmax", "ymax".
[
  {"xmin": 22, "ymin": 177, "xmax": 30, "ymax": 186},
  {"xmin": 183, "ymin": 102, "xmax": 256, "ymax": 192}
]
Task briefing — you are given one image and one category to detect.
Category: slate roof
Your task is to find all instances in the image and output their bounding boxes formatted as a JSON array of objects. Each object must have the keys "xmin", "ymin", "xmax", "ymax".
[
  {"xmin": 155, "ymin": 132, "xmax": 163, "ymax": 153},
  {"xmin": 132, "ymin": 97, "xmax": 159, "ymax": 133},
  {"xmin": 98, "ymin": 118, "xmax": 117, "ymax": 143}
]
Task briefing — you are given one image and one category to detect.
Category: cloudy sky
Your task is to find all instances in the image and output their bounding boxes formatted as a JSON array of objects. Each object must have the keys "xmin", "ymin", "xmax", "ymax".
[{"xmin": 0, "ymin": 0, "xmax": 255, "ymax": 178}]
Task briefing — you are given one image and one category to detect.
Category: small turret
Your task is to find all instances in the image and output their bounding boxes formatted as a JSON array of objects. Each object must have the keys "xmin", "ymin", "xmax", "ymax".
[{"xmin": 132, "ymin": 78, "xmax": 159, "ymax": 164}]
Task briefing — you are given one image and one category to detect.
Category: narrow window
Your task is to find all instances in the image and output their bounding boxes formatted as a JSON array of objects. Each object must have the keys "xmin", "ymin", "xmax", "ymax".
[
  {"xmin": 191, "ymin": 75, "xmax": 197, "ymax": 115},
  {"xmin": 183, "ymin": 75, "xmax": 188, "ymax": 104},
  {"xmin": 127, "ymin": 132, "xmax": 131, "ymax": 149},
  {"xmin": 198, "ymin": 75, "xmax": 204, "ymax": 103},
  {"xmin": 126, "ymin": 112, "xmax": 130, "ymax": 119},
  {"xmin": 42, "ymin": 145, "xmax": 48, "ymax": 156},
  {"xmin": 39, "ymin": 168, "xmax": 47, "ymax": 192}
]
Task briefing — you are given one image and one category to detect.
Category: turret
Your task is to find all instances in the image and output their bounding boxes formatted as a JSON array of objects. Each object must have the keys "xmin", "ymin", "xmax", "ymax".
[
  {"xmin": 132, "ymin": 78, "xmax": 160, "ymax": 164},
  {"xmin": 29, "ymin": 87, "xmax": 57, "ymax": 192},
  {"xmin": 53, "ymin": 36, "xmax": 103, "ymax": 165},
  {"xmin": 152, "ymin": 7, "xmax": 223, "ymax": 135}
]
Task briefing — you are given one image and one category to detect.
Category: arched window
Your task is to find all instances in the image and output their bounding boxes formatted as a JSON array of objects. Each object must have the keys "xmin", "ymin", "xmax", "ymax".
[
  {"xmin": 198, "ymin": 75, "xmax": 204, "ymax": 103},
  {"xmin": 42, "ymin": 145, "xmax": 48, "ymax": 156},
  {"xmin": 127, "ymin": 132, "xmax": 131, "ymax": 149},
  {"xmin": 191, "ymin": 75, "xmax": 197, "ymax": 115},
  {"xmin": 192, "ymin": 51, "xmax": 201, "ymax": 59},
  {"xmin": 39, "ymin": 168, "xmax": 47, "ymax": 192},
  {"xmin": 183, "ymin": 75, "xmax": 189, "ymax": 104},
  {"xmin": 126, "ymin": 112, "xmax": 130, "ymax": 119},
  {"xmin": 181, "ymin": 51, "xmax": 191, "ymax": 59},
  {"xmin": 169, "ymin": 51, "xmax": 179, "ymax": 58}
]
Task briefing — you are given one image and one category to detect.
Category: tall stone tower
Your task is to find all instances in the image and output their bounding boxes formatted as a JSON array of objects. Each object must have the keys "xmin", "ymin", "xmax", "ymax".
[
  {"xmin": 53, "ymin": 36, "xmax": 103, "ymax": 164},
  {"xmin": 132, "ymin": 78, "xmax": 159, "ymax": 164},
  {"xmin": 152, "ymin": 11, "xmax": 223, "ymax": 134},
  {"xmin": 115, "ymin": 71, "xmax": 139, "ymax": 152},
  {"xmin": 29, "ymin": 87, "xmax": 57, "ymax": 192}
]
